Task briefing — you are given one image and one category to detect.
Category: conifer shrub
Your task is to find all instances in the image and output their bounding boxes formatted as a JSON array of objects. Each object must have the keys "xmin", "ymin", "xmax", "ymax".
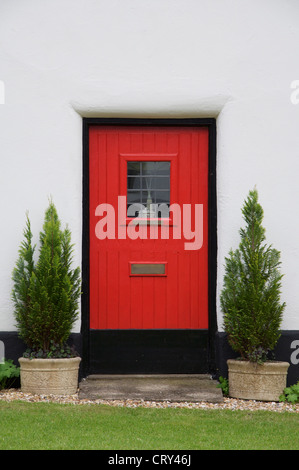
[
  {"xmin": 220, "ymin": 188, "xmax": 285, "ymax": 363},
  {"xmin": 12, "ymin": 201, "xmax": 81, "ymax": 358}
]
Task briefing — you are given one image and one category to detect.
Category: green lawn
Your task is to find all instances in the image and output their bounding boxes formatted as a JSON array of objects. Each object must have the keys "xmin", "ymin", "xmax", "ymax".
[{"xmin": 0, "ymin": 401, "xmax": 298, "ymax": 450}]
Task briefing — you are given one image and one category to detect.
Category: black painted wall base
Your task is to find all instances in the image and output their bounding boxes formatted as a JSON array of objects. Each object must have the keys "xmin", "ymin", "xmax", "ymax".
[
  {"xmin": 1, "ymin": 330, "xmax": 299, "ymax": 387},
  {"xmin": 88, "ymin": 329, "xmax": 211, "ymax": 375}
]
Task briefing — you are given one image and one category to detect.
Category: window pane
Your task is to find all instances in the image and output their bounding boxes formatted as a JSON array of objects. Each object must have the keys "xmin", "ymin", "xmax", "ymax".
[
  {"xmin": 127, "ymin": 162, "xmax": 141, "ymax": 175},
  {"xmin": 141, "ymin": 161, "xmax": 170, "ymax": 175},
  {"xmin": 127, "ymin": 176, "xmax": 141, "ymax": 189},
  {"xmin": 127, "ymin": 190, "xmax": 141, "ymax": 204},
  {"xmin": 141, "ymin": 162, "xmax": 156, "ymax": 175},
  {"xmin": 155, "ymin": 162, "xmax": 170, "ymax": 175},
  {"xmin": 141, "ymin": 191, "xmax": 153, "ymax": 204},
  {"xmin": 155, "ymin": 190, "xmax": 170, "ymax": 204},
  {"xmin": 142, "ymin": 176, "xmax": 170, "ymax": 190},
  {"xmin": 141, "ymin": 176, "xmax": 154, "ymax": 191}
]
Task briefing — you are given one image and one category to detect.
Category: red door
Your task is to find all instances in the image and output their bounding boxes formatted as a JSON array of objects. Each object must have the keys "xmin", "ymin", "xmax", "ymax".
[{"xmin": 89, "ymin": 126, "xmax": 209, "ymax": 332}]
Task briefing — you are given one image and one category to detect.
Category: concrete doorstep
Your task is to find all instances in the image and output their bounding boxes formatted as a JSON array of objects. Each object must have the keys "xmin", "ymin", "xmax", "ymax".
[{"xmin": 78, "ymin": 374, "xmax": 224, "ymax": 403}]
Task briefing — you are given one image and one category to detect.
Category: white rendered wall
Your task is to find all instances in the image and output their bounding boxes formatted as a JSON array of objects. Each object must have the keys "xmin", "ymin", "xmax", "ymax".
[{"xmin": 0, "ymin": 0, "xmax": 298, "ymax": 332}]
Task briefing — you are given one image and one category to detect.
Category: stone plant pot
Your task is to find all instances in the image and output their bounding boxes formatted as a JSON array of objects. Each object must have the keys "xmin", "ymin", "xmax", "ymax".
[
  {"xmin": 19, "ymin": 357, "xmax": 81, "ymax": 396},
  {"xmin": 227, "ymin": 359, "xmax": 289, "ymax": 402}
]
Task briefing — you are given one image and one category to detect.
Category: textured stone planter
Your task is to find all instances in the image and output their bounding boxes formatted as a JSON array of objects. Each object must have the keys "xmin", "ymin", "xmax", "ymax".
[
  {"xmin": 227, "ymin": 359, "xmax": 289, "ymax": 402},
  {"xmin": 19, "ymin": 357, "xmax": 81, "ymax": 396}
]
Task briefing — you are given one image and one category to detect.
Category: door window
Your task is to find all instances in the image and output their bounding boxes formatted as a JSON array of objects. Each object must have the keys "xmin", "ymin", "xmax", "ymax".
[{"xmin": 127, "ymin": 161, "xmax": 170, "ymax": 218}]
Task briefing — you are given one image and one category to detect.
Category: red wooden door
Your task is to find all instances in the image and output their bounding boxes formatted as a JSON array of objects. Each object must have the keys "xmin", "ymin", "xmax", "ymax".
[{"xmin": 89, "ymin": 126, "xmax": 209, "ymax": 331}]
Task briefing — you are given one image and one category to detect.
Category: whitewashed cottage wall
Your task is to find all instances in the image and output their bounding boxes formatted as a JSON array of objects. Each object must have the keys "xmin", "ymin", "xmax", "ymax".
[{"xmin": 0, "ymin": 0, "xmax": 298, "ymax": 377}]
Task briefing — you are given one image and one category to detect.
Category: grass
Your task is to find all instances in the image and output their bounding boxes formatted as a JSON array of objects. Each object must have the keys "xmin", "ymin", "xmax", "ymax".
[{"xmin": 0, "ymin": 401, "xmax": 298, "ymax": 450}]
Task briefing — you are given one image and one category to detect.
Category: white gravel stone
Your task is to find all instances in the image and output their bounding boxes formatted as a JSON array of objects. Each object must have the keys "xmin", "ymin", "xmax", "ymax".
[{"xmin": 0, "ymin": 389, "xmax": 298, "ymax": 412}]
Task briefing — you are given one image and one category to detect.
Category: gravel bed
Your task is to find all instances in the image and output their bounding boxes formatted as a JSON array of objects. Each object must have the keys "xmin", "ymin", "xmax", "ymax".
[{"xmin": 0, "ymin": 389, "xmax": 298, "ymax": 412}]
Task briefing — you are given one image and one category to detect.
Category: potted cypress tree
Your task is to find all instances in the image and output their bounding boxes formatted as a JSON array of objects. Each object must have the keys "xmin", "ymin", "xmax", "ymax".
[
  {"xmin": 12, "ymin": 200, "xmax": 81, "ymax": 395},
  {"xmin": 220, "ymin": 188, "xmax": 289, "ymax": 401}
]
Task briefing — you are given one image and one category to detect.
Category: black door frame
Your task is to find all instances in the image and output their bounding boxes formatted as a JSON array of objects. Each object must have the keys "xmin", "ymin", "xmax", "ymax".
[{"xmin": 81, "ymin": 118, "xmax": 217, "ymax": 376}]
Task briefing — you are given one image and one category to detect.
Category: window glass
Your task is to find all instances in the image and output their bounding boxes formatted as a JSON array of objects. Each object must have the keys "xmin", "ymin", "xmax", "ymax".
[{"xmin": 127, "ymin": 161, "xmax": 170, "ymax": 218}]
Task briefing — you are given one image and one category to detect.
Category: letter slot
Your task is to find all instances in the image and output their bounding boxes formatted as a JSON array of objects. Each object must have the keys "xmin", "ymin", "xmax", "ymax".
[{"xmin": 130, "ymin": 262, "xmax": 167, "ymax": 276}]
